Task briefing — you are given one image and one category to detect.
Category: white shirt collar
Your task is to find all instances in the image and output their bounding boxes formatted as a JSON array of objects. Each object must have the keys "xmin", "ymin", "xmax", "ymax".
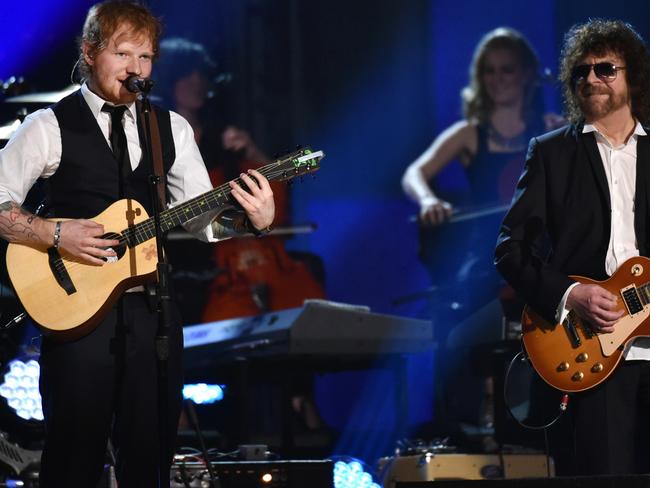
[
  {"xmin": 80, "ymin": 82, "xmax": 137, "ymax": 121},
  {"xmin": 582, "ymin": 120, "xmax": 646, "ymax": 139}
]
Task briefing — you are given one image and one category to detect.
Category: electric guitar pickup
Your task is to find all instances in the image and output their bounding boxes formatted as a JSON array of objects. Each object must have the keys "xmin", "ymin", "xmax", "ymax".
[{"xmin": 522, "ymin": 256, "xmax": 650, "ymax": 392}]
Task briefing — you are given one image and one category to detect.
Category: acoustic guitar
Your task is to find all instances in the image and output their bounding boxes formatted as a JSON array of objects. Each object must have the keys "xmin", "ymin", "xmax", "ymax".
[
  {"xmin": 6, "ymin": 148, "xmax": 323, "ymax": 339},
  {"xmin": 522, "ymin": 255, "xmax": 650, "ymax": 392}
]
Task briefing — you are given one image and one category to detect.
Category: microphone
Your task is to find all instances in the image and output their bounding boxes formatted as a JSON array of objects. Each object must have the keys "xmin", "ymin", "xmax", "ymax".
[{"xmin": 123, "ymin": 76, "xmax": 154, "ymax": 94}]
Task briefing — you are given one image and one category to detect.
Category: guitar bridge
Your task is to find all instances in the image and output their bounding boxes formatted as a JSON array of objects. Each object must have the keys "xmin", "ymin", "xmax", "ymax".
[{"xmin": 621, "ymin": 285, "xmax": 644, "ymax": 316}]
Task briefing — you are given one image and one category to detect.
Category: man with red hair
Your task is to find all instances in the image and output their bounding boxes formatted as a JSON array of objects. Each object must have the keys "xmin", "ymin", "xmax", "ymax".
[{"xmin": 0, "ymin": 1, "xmax": 275, "ymax": 486}]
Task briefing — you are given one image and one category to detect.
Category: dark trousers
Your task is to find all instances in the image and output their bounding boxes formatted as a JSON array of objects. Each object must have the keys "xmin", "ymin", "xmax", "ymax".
[
  {"xmin": 566, "ymin": 359, "xmax": 650, "ymax": 475},
  {"xmin": 38, "ymin": 293, "xmax": 184, "ymax": 488}
]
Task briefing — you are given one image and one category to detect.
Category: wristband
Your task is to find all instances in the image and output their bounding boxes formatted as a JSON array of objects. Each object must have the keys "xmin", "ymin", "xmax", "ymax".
[
  {"xmin": 246, "ymin": 218, "xmax": 272, "ymax": 237},
  {"xmin": 53, "ymin": 221, "xmax": 62, "ymax": 249}
]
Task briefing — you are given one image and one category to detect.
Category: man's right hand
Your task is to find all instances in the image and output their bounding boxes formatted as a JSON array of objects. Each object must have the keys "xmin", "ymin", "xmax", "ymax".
[
  {"xmin": 56, "ymin": 220, "xmax": 120, "ymax": 266},
  {"xmin": 419, "ymin": 197, "xmax": 454, "ymax": 226},
  {"xmin": 566, "ymin": 283, "xmax": 624, "ymax": 333}
]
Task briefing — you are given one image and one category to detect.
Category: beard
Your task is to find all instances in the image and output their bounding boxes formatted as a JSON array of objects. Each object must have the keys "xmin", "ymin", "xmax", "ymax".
[{"xmin": 577, "ymin": 84, "xmax": 629, "ymax": 120}]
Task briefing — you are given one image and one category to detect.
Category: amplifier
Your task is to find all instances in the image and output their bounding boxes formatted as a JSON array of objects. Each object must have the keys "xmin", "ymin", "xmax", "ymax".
[
  {"xmin": 378, "ymin": 453, "xmax": 553, "ymax": 487},
  {"xmin": 171, "ymin": 460, "xmax": 333, "ymax": 488}
]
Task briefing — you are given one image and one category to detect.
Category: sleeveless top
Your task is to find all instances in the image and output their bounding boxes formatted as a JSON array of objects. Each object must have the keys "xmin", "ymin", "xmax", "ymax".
[
  {"xmin": 47, "ymin": 90, "xmax": 175, "ymax": 219},
  {"xmin": 465, "ymin": 124, "xmax": 530, "ymax": 207}
]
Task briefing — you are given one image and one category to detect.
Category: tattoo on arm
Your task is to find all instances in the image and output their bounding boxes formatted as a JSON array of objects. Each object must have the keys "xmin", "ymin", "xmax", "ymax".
[{"xmin": 0, "ymin": 202, "xmax": 40, "ymax": 243}]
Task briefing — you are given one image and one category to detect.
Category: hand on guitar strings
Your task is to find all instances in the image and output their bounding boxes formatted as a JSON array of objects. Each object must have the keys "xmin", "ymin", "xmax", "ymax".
[
  {"xmin": 228, "ymin": 168, "xmax": 275, "ymax": 232},
  {"xmin": 566, "ymin": 283, "xmax": 624, "ymax": 333},
  {"xmin": 418, "ymin": 196, "xmax": 453, "ymax": 226},
  {"xmin": 58, "ymin": 220, "xmax": 120, "ymax": 266}
]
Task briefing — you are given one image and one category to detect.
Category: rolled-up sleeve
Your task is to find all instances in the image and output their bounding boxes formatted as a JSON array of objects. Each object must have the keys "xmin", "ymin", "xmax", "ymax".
[
  {"xmin": 0, "ymin": 109, "xmax": 61, "ymax": 205},
  {"xmin": 166, "ymin": 111, "xmax": 226, "ymax": 242}
]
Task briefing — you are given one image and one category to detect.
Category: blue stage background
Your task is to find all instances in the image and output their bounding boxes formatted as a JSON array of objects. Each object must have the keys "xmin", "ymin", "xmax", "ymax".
[{"xmin": 3, "ymin": 0, "xmax": 650, "ymax": 467}]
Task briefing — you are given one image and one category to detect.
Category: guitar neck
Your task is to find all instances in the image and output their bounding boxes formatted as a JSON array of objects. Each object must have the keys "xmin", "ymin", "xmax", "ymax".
[{"xmin": 123, "ymin": 148, "xmax": 323, "ymax": 247}]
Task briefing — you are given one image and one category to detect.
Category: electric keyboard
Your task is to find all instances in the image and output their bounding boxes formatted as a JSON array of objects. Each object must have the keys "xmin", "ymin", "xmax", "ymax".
[{"xmin": 183, "ymin": 300, "xmax": 433, "ymax": 369}]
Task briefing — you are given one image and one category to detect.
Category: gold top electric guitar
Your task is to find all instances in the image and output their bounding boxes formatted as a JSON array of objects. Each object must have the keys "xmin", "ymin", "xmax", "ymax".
[
  {"xmin": 522, "ymin": 255, "xmax": 650, "ymax": 392},
  {"xmin": 6, "ymin": 148, "xmax": 324, "ymax": 340}
]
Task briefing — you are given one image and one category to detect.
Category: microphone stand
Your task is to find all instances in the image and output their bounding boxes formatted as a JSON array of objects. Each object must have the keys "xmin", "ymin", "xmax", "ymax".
[{"xmin": 132, "ymin": 80, "xmax": 174, "ymax": 488}]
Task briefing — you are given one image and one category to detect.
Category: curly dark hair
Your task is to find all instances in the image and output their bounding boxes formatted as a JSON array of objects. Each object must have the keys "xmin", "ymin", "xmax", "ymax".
[
  {"xmin": 559, "ymin": 19, "xmax": 650, "ymax": 124},
  {"xmin": 462, "ymin": 27, "xmax": 544, "ymax": 126}
]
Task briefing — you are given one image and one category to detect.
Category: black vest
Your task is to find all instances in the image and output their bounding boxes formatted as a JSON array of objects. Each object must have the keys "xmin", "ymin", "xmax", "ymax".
[{"xmin": 48, "ymin": 90, "xmax": 175, "ymax": 219}]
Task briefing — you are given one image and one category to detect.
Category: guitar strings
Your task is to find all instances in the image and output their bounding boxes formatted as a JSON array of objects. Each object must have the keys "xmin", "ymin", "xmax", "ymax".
[
  {"xmin": 130, "ymin": 166, "xmax": 293, "ymax": 243},
  {"xmin": 57, "ymin": 168, "xmax": 280, "ymax": 271},
  {"xmin": 126, "ymin": 157, "xmax": 319, "ymax": 246},
  {"xmin": 55, "ymin": 157, "xmax": 320, "ymax": 273}
]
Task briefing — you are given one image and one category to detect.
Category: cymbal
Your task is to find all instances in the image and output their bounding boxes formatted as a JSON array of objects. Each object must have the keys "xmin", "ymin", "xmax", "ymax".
[{"xmin": 4, "ymin": 84, "xmax": 80, "ymax": 104}]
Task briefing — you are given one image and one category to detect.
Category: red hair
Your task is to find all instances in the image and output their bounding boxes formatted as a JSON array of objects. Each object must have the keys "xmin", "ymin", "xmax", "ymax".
[{"xmin": 78, "ymin": 1, "xmax": 162, "ymax": 78}]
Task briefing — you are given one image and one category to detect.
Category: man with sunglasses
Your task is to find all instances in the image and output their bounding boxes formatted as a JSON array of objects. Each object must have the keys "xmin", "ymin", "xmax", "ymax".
[{"xmin": 496, "ymin": 20, "xmax": 650, "ymax": 475}]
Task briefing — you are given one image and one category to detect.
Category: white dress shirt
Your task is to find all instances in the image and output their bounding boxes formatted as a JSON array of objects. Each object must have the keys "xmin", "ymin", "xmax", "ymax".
[
  {"xmin": 557, "ymin": 121, "xmax": 650, "ymax": 359},
  {"xmin": 0, "ymin": 83, "xmax": 222, "ymax": 241}
]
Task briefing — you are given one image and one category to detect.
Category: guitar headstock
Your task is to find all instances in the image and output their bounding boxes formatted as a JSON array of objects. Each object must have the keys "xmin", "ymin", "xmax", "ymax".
[{"xmin": 264, "ymin": 147, "xmax": 324, "ymax": 183}]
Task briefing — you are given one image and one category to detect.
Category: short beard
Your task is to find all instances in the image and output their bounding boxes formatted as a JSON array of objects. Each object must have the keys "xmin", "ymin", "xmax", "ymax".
[{"xmin": 578, "ymin": 85, "xmax": 629, "ymax": 120}]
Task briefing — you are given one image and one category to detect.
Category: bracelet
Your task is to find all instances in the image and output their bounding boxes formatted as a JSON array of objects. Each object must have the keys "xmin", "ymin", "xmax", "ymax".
[
  {"xmin": 53, "ymin": 221, "xmax": 62, "ymax": 249},
  {"xmin": 246, "ymin": 218, "xmax": 272, "ymax": 237}
]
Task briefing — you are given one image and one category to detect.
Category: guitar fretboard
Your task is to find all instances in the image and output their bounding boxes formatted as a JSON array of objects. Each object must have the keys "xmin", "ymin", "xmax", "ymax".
[{"xmin": 116, "ymin": 149, "xmax": 322, "ymax": 248}]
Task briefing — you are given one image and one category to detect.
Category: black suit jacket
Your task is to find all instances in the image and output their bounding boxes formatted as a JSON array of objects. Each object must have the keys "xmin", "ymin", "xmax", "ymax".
[{"xmin": 495, "ymin": 123, "xmax": 650, "ymax": 323}]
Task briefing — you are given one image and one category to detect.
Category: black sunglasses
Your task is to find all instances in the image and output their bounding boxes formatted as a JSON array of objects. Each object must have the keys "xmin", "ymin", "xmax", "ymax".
[{"xmin": 571, "ymin": 62, "xmax": 626, "ymax": 84}]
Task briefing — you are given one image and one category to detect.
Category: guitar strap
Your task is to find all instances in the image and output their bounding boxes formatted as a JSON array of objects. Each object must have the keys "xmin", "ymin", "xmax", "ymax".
[
  {"xmin": 137, "ymin": 104, "xmax": 169, "ymax": 306},
  {"xmin": 136, "ymin": 103, "xmax": 167, "ymax": 210}
]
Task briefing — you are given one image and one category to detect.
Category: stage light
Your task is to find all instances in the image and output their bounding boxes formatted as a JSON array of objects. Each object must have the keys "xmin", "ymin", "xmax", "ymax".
[
  {"xmin": 0, "ymin": 359, "xmax": 43, "ymax": 422},
  {"xmin": 332, "ymin": 459, "xmax": 380, "ymax": 488},
  {"xmin": 182, "ymin": 383, "xmax": 224, "ymax": 405}
]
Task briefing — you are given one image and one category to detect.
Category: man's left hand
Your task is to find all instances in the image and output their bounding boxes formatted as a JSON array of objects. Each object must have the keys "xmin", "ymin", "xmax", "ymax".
[{"xmin": 229, "ymin": 169, "xmax": 275, "ymax": 230}]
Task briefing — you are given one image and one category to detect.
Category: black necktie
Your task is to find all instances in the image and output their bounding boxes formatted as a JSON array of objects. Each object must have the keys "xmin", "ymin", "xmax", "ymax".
[{"xmin": 101, "ymin": 103, "xmax": 132, "ymax": 197}]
